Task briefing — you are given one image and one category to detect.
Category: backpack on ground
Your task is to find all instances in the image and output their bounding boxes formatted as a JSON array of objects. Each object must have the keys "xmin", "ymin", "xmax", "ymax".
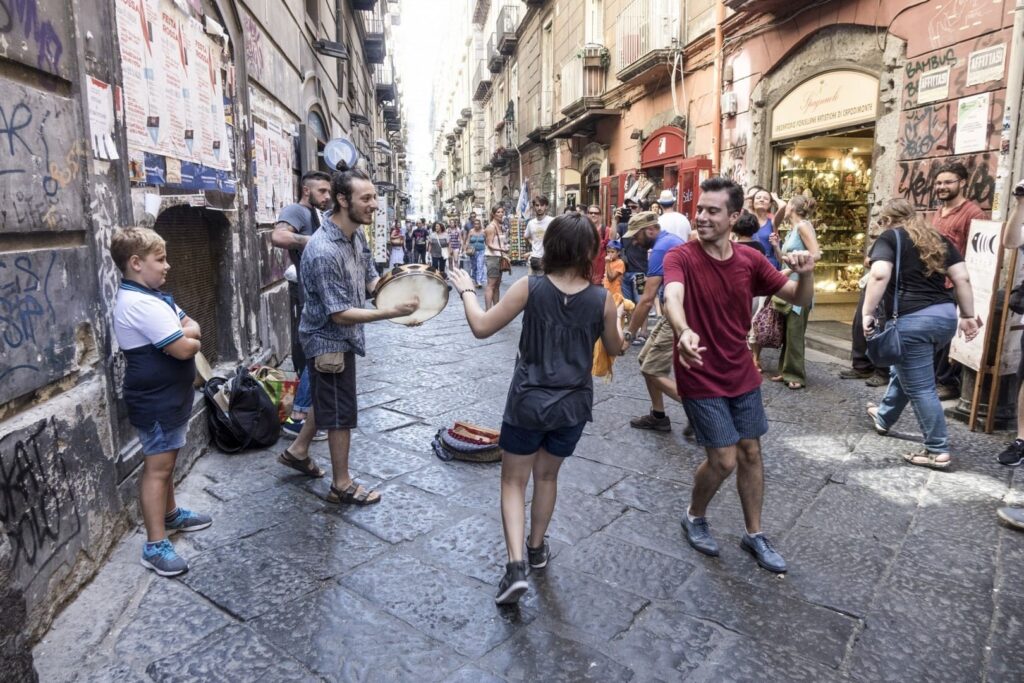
[{"xmin": 202, "ymin": 366, "xmax": 281, "ymax": 453}]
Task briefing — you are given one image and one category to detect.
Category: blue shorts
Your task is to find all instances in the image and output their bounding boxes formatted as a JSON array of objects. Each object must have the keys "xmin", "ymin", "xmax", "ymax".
[
  {"xmin": 499, "ymin": 421, "xmax": 587, "ymax": 458},
  {"xmin": 681, "ymin": 387, "xmax": 768, "ymax": 449},
  {"xmin": 136, "ymin": 420, "xmax": 188, "ymax": 456}
]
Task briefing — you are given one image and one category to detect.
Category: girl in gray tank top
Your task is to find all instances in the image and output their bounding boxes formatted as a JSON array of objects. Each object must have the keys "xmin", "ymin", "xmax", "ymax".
[{"xmin": 449, "ymin": 213, "xmax": 624, "ymax": 606}]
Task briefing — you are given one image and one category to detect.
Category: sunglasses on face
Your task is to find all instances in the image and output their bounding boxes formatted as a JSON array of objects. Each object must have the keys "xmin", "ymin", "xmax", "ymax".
[{"xmin": 587, "ymin": 211, "xmax": 600, "ymax": 215}]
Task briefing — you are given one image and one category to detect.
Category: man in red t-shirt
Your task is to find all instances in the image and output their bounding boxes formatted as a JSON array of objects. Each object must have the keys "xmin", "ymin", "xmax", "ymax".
[
  {"xmin": 931, "ymin": 162, "xmax": 985, "ymax": 399},
  {"xmin": 662, "ymin": 177, "xmax": 816, "ymax": 574}
]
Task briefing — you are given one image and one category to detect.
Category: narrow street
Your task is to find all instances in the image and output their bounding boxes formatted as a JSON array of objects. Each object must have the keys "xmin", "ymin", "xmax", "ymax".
[{"xmin": 34, "ymin": 270, "xmax": 1024, "ymax": 682}]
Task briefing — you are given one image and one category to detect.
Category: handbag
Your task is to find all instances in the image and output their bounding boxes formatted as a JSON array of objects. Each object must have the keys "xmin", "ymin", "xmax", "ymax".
[
  {"xmin": 866, "ymin": 231, "xmax": 903, "ymax": 367},
  {"xmin": 500, "ymin": 256, "xmax": 512, "ymax": 273},
  {"xmin": 752, "ymin": 303, "xmax": 784, "ymax": 349}
]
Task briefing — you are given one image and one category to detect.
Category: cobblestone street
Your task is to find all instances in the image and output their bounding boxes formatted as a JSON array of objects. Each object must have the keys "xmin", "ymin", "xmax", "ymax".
[{"xmin": 35, "ymin": 271, "xmax": 1024, "ymax": 682}]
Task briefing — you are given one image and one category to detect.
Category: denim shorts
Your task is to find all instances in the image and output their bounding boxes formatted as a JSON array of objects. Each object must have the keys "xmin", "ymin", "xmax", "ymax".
[
  {"xmin": 136, "ymin": 420, "xmax": 189, "ymax": 456},
  {"xmin": 499, "ymin": 421, "xmax": 587, "ymax": 458},
  {"xmin": 681, "ymin": 387, "xmax": 768, "ymax": 449}
]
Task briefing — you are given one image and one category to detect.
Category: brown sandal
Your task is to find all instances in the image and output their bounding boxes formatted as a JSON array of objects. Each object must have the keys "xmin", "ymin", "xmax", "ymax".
[
  {"xmin": 278, "ymin": 449, "xmax": 325, "ymax": 478},
  {"xmin": 902, "ymin": 450, "xmax": 951, "ymax": 470},
  {"xmin": 327, "ymin": 481, "xmax": 381, "ymax": 506}
]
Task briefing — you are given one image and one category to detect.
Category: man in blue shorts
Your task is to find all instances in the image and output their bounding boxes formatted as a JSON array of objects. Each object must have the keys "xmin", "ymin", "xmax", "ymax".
[{"xmin": 662, "ymin": 177, "xmax": 816, "ymax": 573}]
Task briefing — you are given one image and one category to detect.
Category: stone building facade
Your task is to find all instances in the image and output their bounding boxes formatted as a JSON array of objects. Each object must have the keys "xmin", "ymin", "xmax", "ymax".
[
  {"xmin": 433, "ymin": 0, "xmax": 1022, "ymax": 320},
  {"xmin": 0, "ymin": 0, "xmax": 407, "ymax": 672}
]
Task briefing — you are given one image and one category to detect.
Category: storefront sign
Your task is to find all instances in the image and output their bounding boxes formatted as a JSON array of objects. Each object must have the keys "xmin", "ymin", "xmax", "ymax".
[
  {"xmin": 771, "ymin": 71, "xmax": 879, "ymax": 140},
  {"xmin": 966, "ymin": 44, "xmax": 1006, "ymax": 86},
  {"xmin": 954, "ymin": 92, "xmax": 990, "ymax": 154},
  {"xmin": 917, "ymin": 67, "xmax": 950, "ymax": 104},
  {"xmin": 951, "ymin": 220, "xmax": 1021, "ymax": 374}
]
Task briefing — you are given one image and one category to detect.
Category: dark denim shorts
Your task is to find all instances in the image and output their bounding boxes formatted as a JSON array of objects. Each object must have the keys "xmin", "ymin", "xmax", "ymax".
[
  {"xmin": 681, "ymin": 387, "xmax": 768, "ymax": 449},
  {"xmin": 499, "ymin": 421, "xmax": 587, "ymax": 458},
  {"xmin": 136, "ymin": 420, "xmax": 188, "ymax": 456},
  {"xmin": 307, "ymin": 354, "xmax": 358, "ymax": 430}
]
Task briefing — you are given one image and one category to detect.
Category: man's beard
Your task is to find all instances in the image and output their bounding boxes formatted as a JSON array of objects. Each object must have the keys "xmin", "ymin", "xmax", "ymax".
[
  {"xmin": 348, "ymin": 205, "xmax": 369, "ymax": 224},
  {"xmin": 937, "ymin": 188, "xmax": 960, "ymax": 202}
]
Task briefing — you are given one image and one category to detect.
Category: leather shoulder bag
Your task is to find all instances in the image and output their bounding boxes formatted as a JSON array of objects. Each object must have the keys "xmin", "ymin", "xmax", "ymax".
[{"xmin": 866, "ymin": 230, "xmax": 903, "ymax": 367}]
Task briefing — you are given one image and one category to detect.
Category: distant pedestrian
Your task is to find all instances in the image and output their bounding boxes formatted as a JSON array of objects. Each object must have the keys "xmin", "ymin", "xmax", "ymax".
[
  {"xmin": 656, "ymin": 189, "xmax": 691, "ymax": 241},
  {"xmin": 388, "ymin": 222, "xmax": 405, "ymax": 267},
  {"xmin": 768, "ymin": 194, "xmax": 820, "ymax": 390},
  {"xmin": 588, "ymin": 204, "xmax": 613, "ymax": 285},
  {"xmin": 862, "ymin": 198, "xmax": 980, "ymax": 471},
  {"xmin": 746, "ymin": 187, "xmax": 784, "ymax": 270},
  {"xmin": 666, "ymin": 176, "xmax": 815, "ymax": 574},
  {"xmin": 411, "ymin": 218, "xmax": 429, "ymax": 264},
  {"xmin": 603, "ymin": 239, "xmax": 625, "ymax": 304},
  {"xmin": 524, "ymin": 195, "xmax": 553, "ymax": 275},
  {"xmin": 465, "ymin": 217, "xmax": 487, "ymax": 287},
  {"xmin": 447, "ymin": 217, "xmax": 462, "ymax": 271},
  {"xmin": 448, "ymin": 213, "xmax": 623, "ymax": 605},
  {"xmin": 111, "ymin": 227, "xmax": 211, "ymax": 577},
  {"xmin": 428, "ymin": 221, "xmax": 449, "ymax": 274},
  {"xmin": 484, "ymin": 205, "xmax": 510, "ymax": 310}
]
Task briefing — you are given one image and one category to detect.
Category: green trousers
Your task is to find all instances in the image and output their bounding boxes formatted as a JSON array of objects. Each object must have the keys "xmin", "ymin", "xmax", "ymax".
[{"xmin": 781, "ymin": 306, "xmax": 811, "ymax": 385}]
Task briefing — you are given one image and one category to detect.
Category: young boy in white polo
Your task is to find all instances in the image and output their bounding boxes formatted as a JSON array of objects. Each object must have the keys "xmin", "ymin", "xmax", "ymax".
[{"xmin": 111, "ymin": 227, "xmax": 212, "ymax": 576}]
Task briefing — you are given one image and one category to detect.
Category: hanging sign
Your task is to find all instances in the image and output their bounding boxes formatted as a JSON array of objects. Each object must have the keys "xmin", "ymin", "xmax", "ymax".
[{"xmin": 771, "ymin": 70, "xmax": 879, "ymax": 140}]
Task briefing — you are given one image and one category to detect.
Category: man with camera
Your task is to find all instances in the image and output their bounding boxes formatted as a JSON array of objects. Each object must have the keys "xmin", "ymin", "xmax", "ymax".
[{"xmin": 995, "ymin": 180, "xmax": 1024, "ymax": 513}]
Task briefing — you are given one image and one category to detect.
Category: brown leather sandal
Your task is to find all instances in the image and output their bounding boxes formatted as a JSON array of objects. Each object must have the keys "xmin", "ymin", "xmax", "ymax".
[
  {"xmin": 326, "ymin": 481, "xmax": 381, "ymax": 506},
  {"xmin": 278, "ymin": 449, "xmax": 325, "ymax": 478}
]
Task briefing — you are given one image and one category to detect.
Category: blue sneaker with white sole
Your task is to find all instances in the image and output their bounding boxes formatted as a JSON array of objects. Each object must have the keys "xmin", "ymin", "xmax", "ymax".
[
  {"xmin": 141, "ymin": 539, "xmax": 189, "ymax": 577},
  {"xmin": 165, "ymin": 507, "xmax": 212, "ymax": 533}
]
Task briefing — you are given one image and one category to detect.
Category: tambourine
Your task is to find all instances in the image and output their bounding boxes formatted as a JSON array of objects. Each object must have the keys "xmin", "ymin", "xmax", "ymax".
[{"xmin": 374, "ymin": 264, "xmax": 449, "ymax": 325}]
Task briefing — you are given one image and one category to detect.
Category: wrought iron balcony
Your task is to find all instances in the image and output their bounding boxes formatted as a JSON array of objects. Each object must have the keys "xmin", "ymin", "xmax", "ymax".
[
  {"xmin": 472, "ymin": 0, "xmax": 491, "ymax": 25},
  {"xmin": 374, "ymin": 62, "xmax": 395, "ymax": 103},
  {"xmin": 361, "ymin": 11, "xmax": 386, "ymax": 64},
  {"xmin": 487, "ymin": 34, "xmax": 504, "ymax": 73},
  {"xmin": 473, "ymin": 61, "xmax": 493, "ymax": 101},
  {"xmin": 496, "ymin": 4, "xmax": 520, "ymax": 56},
  {"xmin": 615, "ymin": 0, "xmax": 679, "ymax": 82}
]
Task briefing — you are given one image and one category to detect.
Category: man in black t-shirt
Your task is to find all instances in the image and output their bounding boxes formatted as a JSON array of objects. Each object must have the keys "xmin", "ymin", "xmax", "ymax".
[{"xmin": 411, "ymin": 218, "xmax": 429, "ymax": 264}]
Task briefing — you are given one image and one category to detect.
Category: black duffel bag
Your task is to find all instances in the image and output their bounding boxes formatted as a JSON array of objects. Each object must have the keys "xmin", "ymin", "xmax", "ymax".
[{"xmin": 202, "ymin": 366, "xmax": 281, "ymax": 453}]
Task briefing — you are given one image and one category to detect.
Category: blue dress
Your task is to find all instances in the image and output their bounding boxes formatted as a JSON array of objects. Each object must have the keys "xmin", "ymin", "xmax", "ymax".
[{"xmin": 754, "ymin": 217, "xmax": 781, "ymax": 270}]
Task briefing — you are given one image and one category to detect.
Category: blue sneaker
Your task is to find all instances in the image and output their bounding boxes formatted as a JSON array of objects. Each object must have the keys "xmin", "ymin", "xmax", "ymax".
[
  {"xmin": 741, "ymin": 533, "xmax": 787, "ymax": 573},
  {"xmin": 681, "ymin": 515, "xmax": 720, "ymax": 557},
  {"xmin": 281, "ymin": 418, "xmax": 328, "ymax": 441},
  {"xmin": 165, "ymin": 507, "xmax": 212, "ymax": 533},
  {"xmin": 141, "ymin": 539, "xmax": 189, "ymax": 577}
]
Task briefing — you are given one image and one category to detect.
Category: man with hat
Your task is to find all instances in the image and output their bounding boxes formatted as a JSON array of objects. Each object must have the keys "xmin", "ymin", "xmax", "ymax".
[
  {"xmin": 656, "ymin": 189, "xmax": 691, "ymax": 241},
  {"xmin": 621, "ymin": 211, "xmax": 687, "ymax": 432}
]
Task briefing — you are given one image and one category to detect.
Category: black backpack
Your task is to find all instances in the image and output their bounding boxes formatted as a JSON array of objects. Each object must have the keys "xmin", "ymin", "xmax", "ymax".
[{"xmin": 202, "ymin": 366, "xmax": 281, "ymax": 453}]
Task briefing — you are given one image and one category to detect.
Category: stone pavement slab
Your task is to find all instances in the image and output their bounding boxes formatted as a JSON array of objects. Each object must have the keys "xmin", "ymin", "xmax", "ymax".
[{"xmin": 32, "ymin": 274, "xmax": 1024, "ymax": 681}]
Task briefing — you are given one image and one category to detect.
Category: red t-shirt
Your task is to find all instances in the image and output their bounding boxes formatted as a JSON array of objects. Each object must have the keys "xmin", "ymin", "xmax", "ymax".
[
  {"xmin": 663, "ymin": 240, "xmax": 789, "ymax": 399},
  {"xmin": 932, "ymin": 200, "xmax": 984, "ymax": 256}
]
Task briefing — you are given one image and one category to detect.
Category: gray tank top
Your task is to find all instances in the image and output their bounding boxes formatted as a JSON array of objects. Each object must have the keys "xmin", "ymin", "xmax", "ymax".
[{"xmin": 503, "ymin": 276, "xmax": 607, "ymax": 430}]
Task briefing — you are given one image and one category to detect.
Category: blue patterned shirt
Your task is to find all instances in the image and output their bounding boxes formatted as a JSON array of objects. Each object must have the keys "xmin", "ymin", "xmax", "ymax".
[{"xmin": 299, "ymin": 213, "xmax": 376, "ymax": 357}]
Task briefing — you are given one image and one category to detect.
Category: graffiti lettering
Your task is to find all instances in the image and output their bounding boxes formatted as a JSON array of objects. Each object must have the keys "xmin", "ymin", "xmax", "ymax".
[
  {"xmin": 899, "ymin": 104, "xmax": 951, "ymax": 160},
  {"xmin": 0, "ymin": 251, "xmax": 55, "ymax": 370},
  {"xmin": 0, "ymin": 0, "xmax": 64, "ymax": 74},
  {"xmin": 0, "ymin": 418, "xmax": 81, "ymax": 574},
  {"xmin": 905, "ymin": 48, "xmax": 956, "ymax": 79},
  {"xmin": 898, "ymin": 154, "xmax": 996, "ymax": 210}
]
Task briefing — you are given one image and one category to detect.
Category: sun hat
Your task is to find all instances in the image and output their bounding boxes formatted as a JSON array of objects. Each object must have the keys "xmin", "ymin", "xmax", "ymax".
[
  {"xmin": 656, "ymin": 190, "xmax": 676, "ymax": 207},
  {"xmin": 622, "ymin": 211, "xmax": 660, "ymax": 239}
]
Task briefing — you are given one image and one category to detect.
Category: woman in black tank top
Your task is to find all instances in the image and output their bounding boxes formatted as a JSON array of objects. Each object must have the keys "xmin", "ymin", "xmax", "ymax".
[{"xmin": 449, "ymin": 214, "xmax": 624, "ymax": 606}]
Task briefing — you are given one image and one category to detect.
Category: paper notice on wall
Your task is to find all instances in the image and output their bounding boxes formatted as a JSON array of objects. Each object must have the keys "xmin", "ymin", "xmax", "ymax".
[
  {"xmin": 954, "ymin": 93, "xmax": 990, "ymax": 154},
  {"xmin": 87, "ymin": 78, "xmax": 117, "ymax": 160},
  {"xmin": 916, "ymin": 67, "xmax": 950, "ymax": 104},
  {"xmin": 966, "ymin": 44, "xmax": 1006, "ymax": 87}
]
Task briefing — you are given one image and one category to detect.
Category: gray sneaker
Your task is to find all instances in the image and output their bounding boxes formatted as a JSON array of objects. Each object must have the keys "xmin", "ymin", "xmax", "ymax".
[
  {"xmin": 741, "ymin": 533, "xmax": 787, "ymax": 573},
  {"xmin": 681, "ymin": 515, "xmax": 720, "ymax": 557},
  {"xmin": 140, "ymin": 539, "xmax": 189, "ymax": 577},
  {"xmin": 630, "ymin": 412, "xmax": 671, "ymax": 432},
  {"xmin": 165, "ymin": 507, "xmax": 212, "ymax": 533},
  {"xmin": 997, "ymin": 507, "xmax": 1024, "ymax": 531}
]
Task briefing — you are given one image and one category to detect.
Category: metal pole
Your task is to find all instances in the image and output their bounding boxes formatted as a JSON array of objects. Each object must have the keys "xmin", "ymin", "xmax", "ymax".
[
  {"xmin": 712, "ymin": 0, "xmax": 725, "ymax": 172},
  {"xmin": 993, "ymin": 0, "xmax": 1024, "ymax": 221}
]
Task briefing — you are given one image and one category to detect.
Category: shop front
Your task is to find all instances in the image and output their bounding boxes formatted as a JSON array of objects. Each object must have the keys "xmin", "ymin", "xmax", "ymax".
[{"xmin": 769, "ymin": 69, "xmax": 880, "ymax": 322}]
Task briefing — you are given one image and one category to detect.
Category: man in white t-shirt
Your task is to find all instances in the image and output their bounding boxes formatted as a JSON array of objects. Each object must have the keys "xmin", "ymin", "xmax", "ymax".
[
  {"xmin": 524, "ymin": 195, "xmax": 553, "ymax": 275},
  {"xmin": 656, "ymin": 189, "xmax": 691, "ymax": 241}
]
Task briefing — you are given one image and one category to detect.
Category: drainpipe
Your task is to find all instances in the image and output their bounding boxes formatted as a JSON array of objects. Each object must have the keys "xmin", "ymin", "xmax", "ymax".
[
  {"xmin": 711, "ymin": 0, "xmax": 725, "ymax": 172},
  {"xmin": 993, "ymin": 0, "xmax": 1024, "ymax": 221}
]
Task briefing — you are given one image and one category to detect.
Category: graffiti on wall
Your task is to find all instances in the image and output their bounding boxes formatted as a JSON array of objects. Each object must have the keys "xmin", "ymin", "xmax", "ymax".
[
  {"xmin": 0, "ymin": 82, "xmax": 86, "ymax": 233},
  {"xmin": 903, "ymin": 31, "xmax": 1008, "ymax": 108},
  {"xmin": 0, "ymin": 0, "xmax": 71, "ymax": 79},
  {"xmin": 927, "ymin": 1, "xmax": 989, "ymax": 51},
  {"xmin": 0, "ymin": 418, "xmax": 82, "ymax": 581},
  {"xmin": 0, "ymin": 248, "xmax": 93, "ymax": 404},
  {"xmin": 897, "ymin": 152, "xmax": 996, "ymax": 211},
  {"xmin": 899, "ymin": 103, "xmax": 953, "ymax": 160},
  {"xmin": 241, "ymin": 13, "xmax": 265, "ymax": 83}
]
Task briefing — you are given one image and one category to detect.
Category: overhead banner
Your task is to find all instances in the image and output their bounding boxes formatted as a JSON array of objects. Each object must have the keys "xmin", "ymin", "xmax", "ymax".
[
  {"xmin": 771, "ymin": 70, "xmax": 879, "ymax": 140},
  {"xmin": 116, "ymin": 0, "xmax": 230, "ymax": 172}
]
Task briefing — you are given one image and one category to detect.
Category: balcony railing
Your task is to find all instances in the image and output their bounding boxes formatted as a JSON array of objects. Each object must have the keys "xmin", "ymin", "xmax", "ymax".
[
  {"xmin": 472, "ymin": 0, "xmax": 491, "ymax": 25},
  {"xmin": 374, "ymin": 61, "xmax": 395, "ymax": 103},
  {"xmin": 473, "ymin": 60, "xmax": 493, "ymax": 101},
  {"xmin": 487, "ymin": 33, "xmax": 503, "ymax": 73},
  {"xmin": 360, "ymin": 11, "xmax": 386, "ymax": 64},
  {"xmin": 496, "ymin": 3, "xmax": 520, "ymax": 55},
  {"xmin": 615, "ymin": 0, "xmax": 679, "ymax": 79},
  {"xmin": 560, "ymin": 45, "xmax": 608, "ymax": 117}
]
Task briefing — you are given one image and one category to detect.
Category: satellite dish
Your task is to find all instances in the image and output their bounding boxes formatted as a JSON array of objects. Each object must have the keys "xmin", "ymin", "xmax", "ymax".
[{"xmin": 324, "ymin": 136, "xmax": 359, "ymax": 171}]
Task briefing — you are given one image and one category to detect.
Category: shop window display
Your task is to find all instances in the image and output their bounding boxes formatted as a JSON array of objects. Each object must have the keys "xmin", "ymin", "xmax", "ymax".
[{"xmin": 776, "ymin": 146, "xmax": 872, "ymax": 297}]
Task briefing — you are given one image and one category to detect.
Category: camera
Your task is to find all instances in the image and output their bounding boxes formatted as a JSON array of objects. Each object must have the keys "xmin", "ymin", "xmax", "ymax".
[{"xmin": 1014, "ymin": 179, "xmax": 1024, "ymax": 198}]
